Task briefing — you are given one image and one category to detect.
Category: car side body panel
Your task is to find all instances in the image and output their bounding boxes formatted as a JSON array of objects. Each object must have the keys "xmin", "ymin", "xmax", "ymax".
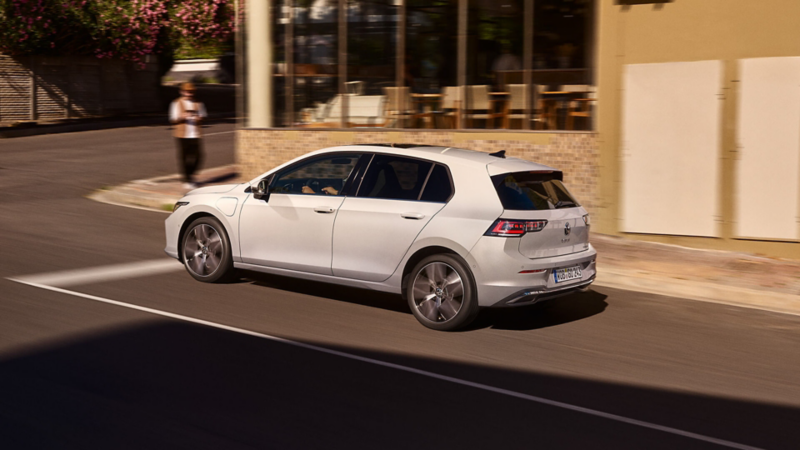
[
  {"xmin": 238, "ymin": 193, "xmax": 345, "ymax": 275},
  {"xmin": 332, "ymin": 197, "xmax": 445, "ymax": 281}
]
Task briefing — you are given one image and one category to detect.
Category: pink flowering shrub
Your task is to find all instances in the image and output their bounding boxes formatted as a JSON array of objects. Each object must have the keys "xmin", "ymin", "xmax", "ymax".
[{"xmin": 0, "ymin": 0, "xmax": 234, "ymax": 67}]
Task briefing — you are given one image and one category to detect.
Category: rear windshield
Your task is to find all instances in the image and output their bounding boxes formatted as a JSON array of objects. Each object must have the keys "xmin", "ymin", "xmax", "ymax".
[{"xmin": 492, "ymin": 172, "xmax": 580, "ymax": 210}]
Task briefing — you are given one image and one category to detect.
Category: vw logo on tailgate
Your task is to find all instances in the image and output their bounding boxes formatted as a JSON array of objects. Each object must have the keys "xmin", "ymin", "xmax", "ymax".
[{"xmin": 564, "ymin": 222, "xmax": 571, "ymax": 236}]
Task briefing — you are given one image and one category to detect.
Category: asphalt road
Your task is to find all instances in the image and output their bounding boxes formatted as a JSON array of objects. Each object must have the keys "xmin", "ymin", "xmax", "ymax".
[{"xmin": 1, "ymin": 123, "xmax": 799, "ymax": 449}]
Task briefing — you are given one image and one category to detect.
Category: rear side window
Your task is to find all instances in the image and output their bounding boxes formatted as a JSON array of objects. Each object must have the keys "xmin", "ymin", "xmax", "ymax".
[
  {"xmin": 420, "ymin": 164, "xmax": 453, "ymax": 203},
  {"xmin": 492, "ymin": 172, "xmax": 580, "ymax": 210},
  {"xmin": 357, "ymin": 155, "xmax": 432, "ymax": 201}
]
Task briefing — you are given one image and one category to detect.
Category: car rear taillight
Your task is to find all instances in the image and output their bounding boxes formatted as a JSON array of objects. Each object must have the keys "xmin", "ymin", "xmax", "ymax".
[{"xmin": 485, "ymin": 219, "xmax": 548, "ymax": 237}]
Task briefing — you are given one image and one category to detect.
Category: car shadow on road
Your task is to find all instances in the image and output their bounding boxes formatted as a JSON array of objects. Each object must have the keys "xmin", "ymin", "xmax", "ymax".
[
  {"xmin": 243, "ymin": 270, "xmax": 412, "ymax": 314},
  {"xmin": 242, "ymin": 270, "xmax": 607, "ymax": 331},
  {"xmin": 474, "ymin": 290, "xmax": 609, "ymax": 331}
]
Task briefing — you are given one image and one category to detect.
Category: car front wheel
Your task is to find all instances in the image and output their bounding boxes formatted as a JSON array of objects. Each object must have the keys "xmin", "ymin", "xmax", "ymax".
[
  {"xmin": 181, "ymin": 216, "xmax": 235, "ymax": 283},
  {"xmin": 407, "ymin": 254, "xmax": 479, "ymax": 331}
]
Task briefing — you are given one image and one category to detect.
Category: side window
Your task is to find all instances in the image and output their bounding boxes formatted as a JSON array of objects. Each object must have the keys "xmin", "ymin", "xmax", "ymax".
[
  {"xmin": 270, "ymin": 154, "xmax": 359, "ymax": 196},
  {"xmin": 356, "ymin": 155, "xmax": 432, "ymax": 201},
  {"xmin": 419, "ymin": 164, "xmax": 453, "ymax": 203}
]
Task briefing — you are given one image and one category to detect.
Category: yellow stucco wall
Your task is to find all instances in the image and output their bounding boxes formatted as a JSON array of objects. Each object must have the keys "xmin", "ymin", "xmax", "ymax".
[{"xmin": 596, "ymin": 0, "xmax": 800, "ymax": 259}]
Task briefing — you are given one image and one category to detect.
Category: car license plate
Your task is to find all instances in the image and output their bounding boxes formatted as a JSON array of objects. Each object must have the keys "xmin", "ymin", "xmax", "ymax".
[{"xmin": 554, "ymin": 266, "xmax": 581, "ymax": 283}]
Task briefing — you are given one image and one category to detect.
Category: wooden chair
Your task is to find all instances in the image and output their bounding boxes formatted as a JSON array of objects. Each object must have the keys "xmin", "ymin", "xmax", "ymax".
[
  {"xmin": 462, "ymin": 85, "xmax": 505, "ymax": 128},
  {"xmin": 501, "ymin": 84, "xmax": 548, "ymax": 130},
  {"xmin": 536, "ymin": 84, "xmax": 558, "ymax": 130},
  {"xmin": 438, "ymin": 86, "xmax": 462, "ymax": 129},
  {"xmin": 383, "ymin": 87, "xmax": 425, "ymax": 128}
]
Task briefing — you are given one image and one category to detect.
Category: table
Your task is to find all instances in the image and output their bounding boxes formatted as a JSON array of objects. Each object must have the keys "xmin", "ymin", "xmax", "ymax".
[
  {"xmin": 567, "ymin": 97, "xmax": 595, "ymax": 130},
  {"xmin": 540, "ymin": 91, "xmax": 592, "ymax": 130},
  {"xmin": 410, "ymin": 93, "xmax": 443, "ymax": 129}
]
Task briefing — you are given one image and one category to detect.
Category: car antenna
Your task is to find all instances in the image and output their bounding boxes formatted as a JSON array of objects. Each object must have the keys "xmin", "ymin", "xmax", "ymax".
[{"xmin": 489, "ymin": 150, "xmax": 506, "ymax": 158}]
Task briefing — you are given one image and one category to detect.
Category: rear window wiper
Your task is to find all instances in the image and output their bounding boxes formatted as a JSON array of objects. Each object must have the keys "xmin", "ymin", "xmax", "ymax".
[{"xmin": 554, "ymin": 200, "xmax": 577, "ymax": 209}]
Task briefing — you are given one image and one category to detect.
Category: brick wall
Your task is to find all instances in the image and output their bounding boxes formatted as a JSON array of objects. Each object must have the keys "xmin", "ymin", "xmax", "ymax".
[
  {"xmin": 237, "ymin": 129, "xmax": 599, "ymax": 214},
  {"xmin": 0, "ymin": 54, "xmax": 160, "ymax": 123},
  {"xmin": 0, "ymin": 55, "xmax": 31, "ymax": 122}
]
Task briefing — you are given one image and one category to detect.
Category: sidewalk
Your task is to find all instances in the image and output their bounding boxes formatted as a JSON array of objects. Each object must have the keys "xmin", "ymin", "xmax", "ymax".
[{"xmin": 89, "ymin": 165, "xmax": 800, "ymax": 317}]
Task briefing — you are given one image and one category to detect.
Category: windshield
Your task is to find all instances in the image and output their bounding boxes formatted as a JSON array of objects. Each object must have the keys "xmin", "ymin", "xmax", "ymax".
[{"xmin": 491, "ymin": 172, "xmax": 580, "ymax": 210}]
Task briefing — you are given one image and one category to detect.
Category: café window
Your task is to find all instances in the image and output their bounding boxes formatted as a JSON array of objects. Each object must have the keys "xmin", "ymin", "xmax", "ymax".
[{"xmin": 270, "ymin": 0, "xmax": 595, "ymax": 131}]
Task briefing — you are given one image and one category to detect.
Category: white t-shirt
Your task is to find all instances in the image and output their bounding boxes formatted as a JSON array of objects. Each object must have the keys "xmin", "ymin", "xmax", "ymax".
[{"xmin": 170, "ymin": 99, "xmax": 207, "ymax": 139}]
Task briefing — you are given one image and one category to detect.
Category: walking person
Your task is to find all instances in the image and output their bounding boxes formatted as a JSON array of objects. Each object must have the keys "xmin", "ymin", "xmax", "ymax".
[{"xmin": 170, "ymin": 82, "xmax": 207, "ymax": 189}]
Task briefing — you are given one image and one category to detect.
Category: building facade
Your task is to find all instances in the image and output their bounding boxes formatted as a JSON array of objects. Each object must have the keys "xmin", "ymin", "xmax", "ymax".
[
  {"xmin": 597, "ymin": 0, "xmax": 800, "ymax": 258},
  {"xmin": 239, "ymin": 0, "xmax": 800, "ymax": 259}
]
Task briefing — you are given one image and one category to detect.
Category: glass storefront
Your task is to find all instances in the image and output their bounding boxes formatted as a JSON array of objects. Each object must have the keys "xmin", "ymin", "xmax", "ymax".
[{"xmin": 269, "ymin": 0, "xmax": 595, "ymax": 131}]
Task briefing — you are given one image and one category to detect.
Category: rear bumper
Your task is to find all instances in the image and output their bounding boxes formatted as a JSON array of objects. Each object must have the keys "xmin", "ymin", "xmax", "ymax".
[
  {"xmin": 490, "ymin": 275, "xmax": 594, "ymax": 307},
  {"xmin": 468, "ymin": 236, "xmax": 597, "ymax": 307}
]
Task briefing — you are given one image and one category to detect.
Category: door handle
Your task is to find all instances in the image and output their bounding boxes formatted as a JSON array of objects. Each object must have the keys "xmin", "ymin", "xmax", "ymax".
[
  {"xmin": 314, "ymin": 207, "xmax": 335, "ymax": 214},
  {"xmin": 401, "ymin": 212, "xmax": 425, "ymax": 220}
]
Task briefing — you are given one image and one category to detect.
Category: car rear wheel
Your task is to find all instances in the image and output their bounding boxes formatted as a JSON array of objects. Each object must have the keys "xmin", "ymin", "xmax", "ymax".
[
  {"xmin": 181, "ymin": 216, "xmax": 235, "ymax": 283},
  {"xmin": 407, "ymin": 254, "xmax": 479, "ymax": 331}
]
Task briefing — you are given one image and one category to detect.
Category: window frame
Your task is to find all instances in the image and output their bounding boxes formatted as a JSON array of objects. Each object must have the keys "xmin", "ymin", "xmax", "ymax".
[{"xmin": 418, "ymin": 163, "xmax": 455, "ymax": 204}]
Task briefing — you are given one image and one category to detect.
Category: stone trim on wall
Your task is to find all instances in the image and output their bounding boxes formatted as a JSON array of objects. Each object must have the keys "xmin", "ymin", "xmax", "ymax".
[{"xmin": 236, "ymin": 129, "xmax": 599, "ymax": 215}]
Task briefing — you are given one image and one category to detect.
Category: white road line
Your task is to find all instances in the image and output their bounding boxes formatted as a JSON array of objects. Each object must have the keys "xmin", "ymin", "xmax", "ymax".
[
  {"xmin": 7, "ymin": 278, "xmax": 762, "ymax": 450},
  {"xmin": 12, "ymin": 259, "xmax": 183, "ymax": 288}
]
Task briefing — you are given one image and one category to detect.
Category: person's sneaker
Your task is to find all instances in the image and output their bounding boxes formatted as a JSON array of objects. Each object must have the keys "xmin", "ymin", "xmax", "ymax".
[{"xmin": 183, "ymin": 182, "xmax": 197, "ymax": 189}]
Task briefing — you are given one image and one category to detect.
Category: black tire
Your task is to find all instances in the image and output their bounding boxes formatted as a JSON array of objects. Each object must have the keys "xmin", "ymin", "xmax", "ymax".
[
  {"xmin": 181, "ymin": 216, "xmax": 235, "ymax": 283},
  {"xmin": 406, "ymin": 254, "xmax": 479, "ymax": 331}
]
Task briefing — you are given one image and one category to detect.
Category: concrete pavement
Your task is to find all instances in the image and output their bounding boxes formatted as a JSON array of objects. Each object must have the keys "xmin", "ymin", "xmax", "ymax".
[{"xmin": 89, "ymin": 164, "xmax": 800, "ymax": 318}]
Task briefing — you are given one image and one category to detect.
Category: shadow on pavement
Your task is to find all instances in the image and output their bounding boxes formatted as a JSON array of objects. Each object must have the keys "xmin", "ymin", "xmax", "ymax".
[
  {"xmin": 245, "ymin": 271, "xmax": 412, "ymax": 314},
  {"xmin": 0, "ymin": 321, "xmax": 795, "ymax": 449},
  {"xmin": 244, "ymin": 271, "xmax": 608, "ymax": 331},
  {"xmin": 473, "ymin": 290, "xmax": 608, "ymax": 331}
]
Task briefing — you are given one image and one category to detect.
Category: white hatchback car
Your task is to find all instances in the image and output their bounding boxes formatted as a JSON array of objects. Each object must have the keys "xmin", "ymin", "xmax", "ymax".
[{"xmin": 165, "ymin": 144, "xmax": 596, "ymax": 330}]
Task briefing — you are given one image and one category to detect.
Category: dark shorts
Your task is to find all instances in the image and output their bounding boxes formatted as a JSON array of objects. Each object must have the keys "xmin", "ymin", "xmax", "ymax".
[{"xmin": 176, "ymin": 138, "xmax": 203, "ymax": 183}]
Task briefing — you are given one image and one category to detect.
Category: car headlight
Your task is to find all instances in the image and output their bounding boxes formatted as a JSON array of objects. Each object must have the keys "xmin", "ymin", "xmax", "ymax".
[{"xmin": 173, "ymin": 201, "xmax": 189, "ymax": 213}]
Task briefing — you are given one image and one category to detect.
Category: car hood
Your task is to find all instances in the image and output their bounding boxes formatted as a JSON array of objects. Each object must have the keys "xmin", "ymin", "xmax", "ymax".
[{"xmin": 184, "ymin": 183, "xmax": 242, "ymax": 196}]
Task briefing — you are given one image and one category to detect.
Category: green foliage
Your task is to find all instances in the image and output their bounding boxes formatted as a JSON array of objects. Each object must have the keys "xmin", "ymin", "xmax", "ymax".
[{"xmin": 174, "ymin": 41, "xmax": 232, "ymax": 61}]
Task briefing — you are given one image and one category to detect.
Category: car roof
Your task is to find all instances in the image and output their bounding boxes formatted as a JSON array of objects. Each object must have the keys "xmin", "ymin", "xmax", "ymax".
[{"xmin": 317, "ymin": 144, "xmax": 559, "ymax": 174}]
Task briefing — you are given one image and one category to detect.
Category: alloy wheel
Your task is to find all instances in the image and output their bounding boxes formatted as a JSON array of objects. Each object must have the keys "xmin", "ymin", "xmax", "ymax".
[
  {"xmin": 183, "ymin": 223, "xmax": 223, "ymax": 277},
  {"xmin": 411, "ymin": 262, "xmax": 464, "ymax": 323}
]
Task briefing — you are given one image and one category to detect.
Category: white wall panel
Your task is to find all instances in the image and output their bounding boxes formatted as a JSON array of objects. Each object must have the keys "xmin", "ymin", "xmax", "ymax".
[
  {"xmin": 621, "ymin": 61, "xmax": 722, "ymax": 236},
  {"xmin": 735, "ymin": 57, "xmax": 800, "ymax": 240}
]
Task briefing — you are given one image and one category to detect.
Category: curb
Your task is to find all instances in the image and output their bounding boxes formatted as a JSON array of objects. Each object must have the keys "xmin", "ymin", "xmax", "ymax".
[
  {"xmin": 87, "ymin": 163, "xmax": 241, "ymax": 213},
  {"xmin": 87, "ymin": 191, "xmax": 172, "ymax": 214},
  {"xmin": 87, "ymin": 189, "xmax": 176, "ymax": 213}
]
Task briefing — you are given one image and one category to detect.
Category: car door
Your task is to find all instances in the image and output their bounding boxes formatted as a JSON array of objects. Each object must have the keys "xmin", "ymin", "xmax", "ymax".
[
  {"xmin": 239, "ymin": 153, "xmax": 361, "ymax": 275},
  {"xmin": 332, "ymin": 155, "xmax": 453, "ymax": 282}
]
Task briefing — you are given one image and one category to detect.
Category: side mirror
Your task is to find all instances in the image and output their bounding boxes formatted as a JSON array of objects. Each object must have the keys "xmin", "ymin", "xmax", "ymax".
[{"xmin": 253, "ymin": 176, "xmax": 272, "ymax": 201}]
